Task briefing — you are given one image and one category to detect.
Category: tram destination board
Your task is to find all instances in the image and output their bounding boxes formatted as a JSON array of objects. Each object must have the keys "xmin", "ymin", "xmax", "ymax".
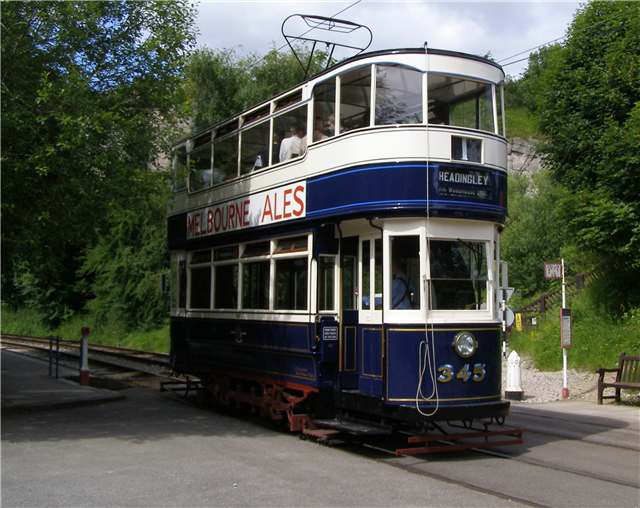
[{"xmin": 438, "ymin": 167, "xmax": 492, "ymax": 199}]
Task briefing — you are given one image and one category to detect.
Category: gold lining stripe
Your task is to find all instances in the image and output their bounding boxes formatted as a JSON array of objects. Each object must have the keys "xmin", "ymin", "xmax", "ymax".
[{"xmin": 388, "ymin": 393, "xmax": 501, "ymax": 402}]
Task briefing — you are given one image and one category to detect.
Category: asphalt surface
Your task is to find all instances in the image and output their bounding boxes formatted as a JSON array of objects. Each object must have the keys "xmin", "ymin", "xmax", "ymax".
[{"xmin": 2, "ymin": 349, "xmax": 639, "ymax": 507}]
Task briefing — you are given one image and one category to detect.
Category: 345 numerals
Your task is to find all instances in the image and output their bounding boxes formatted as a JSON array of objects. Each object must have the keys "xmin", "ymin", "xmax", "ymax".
[{"xmin": 437, "ymin": 364, "xmax": 485, "ymax": 383}]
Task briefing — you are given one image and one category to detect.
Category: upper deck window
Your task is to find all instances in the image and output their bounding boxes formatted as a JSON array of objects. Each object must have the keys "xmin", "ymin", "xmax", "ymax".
[
  {"xmin": 275, "ymin": 90, "xmax": 302, "ymax": 112},
  {"xmin": 213, "ymin": 132, "xmax": 239, "ymax": 181},
  {"xmin": 172, "ymin": 144, "xmax": 187, "ymax": 191},
  {"xmin": 312, "ymin": 77, "xmax": 335, "ymax": 142},
  {"xmin": 340, "ymin": 66, "xmax": 371, "ymax": 132},
  {"xmin": 273, "ymin": 104, "xmax": 306, "ymax": 162},
  {"xmin": 375, "ymin": 65, "xmax": 423, "ymax": 125},
  {"xmin": 428, "ymin": 75, "xmax": 495, "ymax": 133},
  {"xmin": 241, "ymin": 120, "xmax": 270, "ymax": 175},
  {"xmin": 188, "ymin": 144, "xmax": 212, "ymax": 191}
]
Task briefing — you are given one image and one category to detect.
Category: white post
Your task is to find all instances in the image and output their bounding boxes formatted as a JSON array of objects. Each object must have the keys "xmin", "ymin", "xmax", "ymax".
[
  {"xmin": 561, "ymin": 260, "xmax": 569, "ymax": 399},
  {"xmin": 505, "ymin": 351, "xmax": 523, "ymax": 400},
  {"xmin": 80, "ymin": 326, "xmax": 90, "ymax": 387}
]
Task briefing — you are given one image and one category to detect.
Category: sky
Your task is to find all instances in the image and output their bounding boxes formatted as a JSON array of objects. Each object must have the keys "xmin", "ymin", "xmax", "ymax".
[{"xmin": 194, "ymin": 0, "xmax": 583, "ymax": 79}]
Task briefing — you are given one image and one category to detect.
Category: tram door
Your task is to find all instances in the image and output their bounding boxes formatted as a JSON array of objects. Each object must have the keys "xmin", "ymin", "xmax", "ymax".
[
  {"xmin": 340, "ymin": 237, "xmax": 359, "ymax": 389},
  {"xmin": 358, "ymin": 236, "xmax": 384, "ymax": 396}
]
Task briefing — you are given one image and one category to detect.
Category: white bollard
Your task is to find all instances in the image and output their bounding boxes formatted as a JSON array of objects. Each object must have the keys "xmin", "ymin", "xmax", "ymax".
[{"xmin": 505, "ymin": 350, "xmax": 524, "ymax": 401}]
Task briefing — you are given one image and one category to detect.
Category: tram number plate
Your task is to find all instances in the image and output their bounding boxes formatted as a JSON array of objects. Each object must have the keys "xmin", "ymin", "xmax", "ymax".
[{"xmin": 437, "ymin": 364, "xmax": 485, "ymax": 383}]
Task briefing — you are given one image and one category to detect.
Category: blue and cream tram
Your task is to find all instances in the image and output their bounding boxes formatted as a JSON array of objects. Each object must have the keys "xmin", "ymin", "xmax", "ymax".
[{"xmin": 168, "ymin": 48, "xmax": 511, "ymax": 435}]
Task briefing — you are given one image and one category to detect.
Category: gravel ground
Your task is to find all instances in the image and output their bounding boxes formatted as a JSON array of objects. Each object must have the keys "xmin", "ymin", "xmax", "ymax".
[{"xmin": 501, "ymin": 352, "xmax": 601, "ymax": 403}]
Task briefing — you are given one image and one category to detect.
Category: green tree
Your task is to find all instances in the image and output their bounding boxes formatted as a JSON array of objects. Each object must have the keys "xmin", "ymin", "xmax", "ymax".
[
  {"xmin": 186, "ymin": 44, "xmax": 329, "ymax": 131},
  {"xmin": 501, "ymin": 170, "xmax": 570, "ymax": 299},
  {"xmin": 1, "ymin": 1, "xmax": 197, "ymax": 323},
  {"xmin": 535, "ymin": 1, "xmax": 640, "ymax": 310}
]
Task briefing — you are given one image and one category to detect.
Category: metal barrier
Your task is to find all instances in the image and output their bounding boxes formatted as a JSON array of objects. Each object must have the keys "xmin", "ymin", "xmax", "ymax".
[{"xmin": 48, "ymin": 335, "xmax": 62, "ymax": 379}]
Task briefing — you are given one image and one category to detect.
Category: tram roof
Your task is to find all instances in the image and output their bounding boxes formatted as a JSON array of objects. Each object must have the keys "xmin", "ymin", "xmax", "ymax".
[{"xmin": 175, "ymin": 47, "xmax": 504, "ymax": 147}]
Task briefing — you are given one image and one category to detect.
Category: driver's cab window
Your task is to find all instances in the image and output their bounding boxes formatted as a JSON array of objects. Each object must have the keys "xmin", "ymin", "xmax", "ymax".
[
  {"xmin": 390, "ymin": 236, "xmax": 420, "ymax": 310},
  {"xmin": 428, "ymin": 240, "xmax": 488, "ymax": 310}
]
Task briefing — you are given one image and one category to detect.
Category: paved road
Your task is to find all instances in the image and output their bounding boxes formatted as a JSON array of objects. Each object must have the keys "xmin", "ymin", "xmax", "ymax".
[{"xmin": 3, "ymin": 386, "xmax": 521, "ymax": 508}]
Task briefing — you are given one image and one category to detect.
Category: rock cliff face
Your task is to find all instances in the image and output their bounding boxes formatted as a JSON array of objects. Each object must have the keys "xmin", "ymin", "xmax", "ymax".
[{"xmin": 507, "ymin": 138, "xmax": 542, "ymax": 175}]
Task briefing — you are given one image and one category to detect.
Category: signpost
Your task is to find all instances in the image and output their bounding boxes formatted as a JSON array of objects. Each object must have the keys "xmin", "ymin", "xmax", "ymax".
[{"xmin": 545, "ymin": 260, "xmax": 570, "ymax": 399}]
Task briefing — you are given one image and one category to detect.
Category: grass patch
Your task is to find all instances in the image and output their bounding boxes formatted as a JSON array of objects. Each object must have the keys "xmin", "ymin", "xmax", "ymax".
[
  {"xmin": 508, "ymin": 290, "xmax": 640, "ymax": 372},
  {"xmin": 1, "ymin": 305, "xmax": 170, "ymax": 353},
  {"xmin": 505, "ymin": 107, "xmax": 541, "ymax": 140}
]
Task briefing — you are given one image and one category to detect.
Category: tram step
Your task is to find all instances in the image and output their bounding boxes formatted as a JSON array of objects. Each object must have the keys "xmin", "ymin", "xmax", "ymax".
[{"xmin": 313, "ymin": 417, "xmax": 393, "ymax": 435}]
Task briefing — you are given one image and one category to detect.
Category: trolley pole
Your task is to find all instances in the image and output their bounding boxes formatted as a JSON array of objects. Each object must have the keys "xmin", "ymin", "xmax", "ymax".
[
  {"xmin": 80, "ymin": 326, "xmax": 90, "ymax": 386},
  {"xmin": 561, "ymin": 260, "xmax": 569, "ymax": 399}
]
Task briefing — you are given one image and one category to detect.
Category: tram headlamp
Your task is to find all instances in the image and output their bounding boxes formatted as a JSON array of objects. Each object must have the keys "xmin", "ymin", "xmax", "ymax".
[{"xmin": 453, "ymin": 332, "xmax": 477, "ymax": 358}]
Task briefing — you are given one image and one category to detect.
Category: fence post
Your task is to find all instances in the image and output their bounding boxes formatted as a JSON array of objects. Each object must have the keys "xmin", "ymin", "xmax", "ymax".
[
  {"xmin": 48, "ymin": 335, "xmax": 61, "ymax": 379},
  {"xmin": 80, "ymin": 327, "xmax": 90, "ymax": 386}
]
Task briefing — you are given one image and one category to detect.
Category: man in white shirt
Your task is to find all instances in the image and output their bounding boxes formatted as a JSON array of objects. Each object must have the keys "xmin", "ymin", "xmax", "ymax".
[{"xmin": 279, "ymin": 123, "xmax": 304, "ymax": 162}]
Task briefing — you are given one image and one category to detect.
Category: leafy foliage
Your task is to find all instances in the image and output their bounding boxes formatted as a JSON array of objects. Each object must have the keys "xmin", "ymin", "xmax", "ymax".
[
  {"xmin": 186, "ymin": 44, "xmax": 329, "ymax": 132},
  {"xmin": 501, "ymin": 170, "xmax": 571, "ymax": 299},
  {"xmin": 533, "ymin": 1, "xmax": 640, "ymax": 309},
  {"xmin": 1, "ymin": 1, "xmax": 197, "ymax": 324},
  {"xmin": 80, "ymin": 178, "xmax": 171, "ymax": 329}
]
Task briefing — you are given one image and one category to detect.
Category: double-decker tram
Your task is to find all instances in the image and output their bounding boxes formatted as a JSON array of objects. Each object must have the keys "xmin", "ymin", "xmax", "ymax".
[{"xmin": 168, "ymin": 47, "xmax": 519, "ymax": 449}]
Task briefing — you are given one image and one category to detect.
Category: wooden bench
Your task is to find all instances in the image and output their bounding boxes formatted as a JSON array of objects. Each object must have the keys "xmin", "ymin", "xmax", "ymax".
[{"xmin": 596, "ymin": 352, "xmax": 640, "ymax": 404}]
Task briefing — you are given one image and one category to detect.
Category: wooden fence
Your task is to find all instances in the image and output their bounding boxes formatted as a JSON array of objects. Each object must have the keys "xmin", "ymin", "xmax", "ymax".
[{"xmin": 516, "ymin": 272, "xmax": 596, "ymax": 318}]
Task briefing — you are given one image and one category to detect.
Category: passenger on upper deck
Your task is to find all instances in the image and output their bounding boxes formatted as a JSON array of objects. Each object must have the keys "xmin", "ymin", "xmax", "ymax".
[
  {"xmin": 300, "ymin": 117, "xmax": 327, "ymax": 154},
  {"xmin": 279, "ymin": 123, "xmax": 304, "ymax": 162}
]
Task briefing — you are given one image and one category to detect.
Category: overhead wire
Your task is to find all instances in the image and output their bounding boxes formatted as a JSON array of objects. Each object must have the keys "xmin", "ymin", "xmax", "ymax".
[{"xmin": 499, "ymin": 6, "xmax": 639, "ymax": 68}]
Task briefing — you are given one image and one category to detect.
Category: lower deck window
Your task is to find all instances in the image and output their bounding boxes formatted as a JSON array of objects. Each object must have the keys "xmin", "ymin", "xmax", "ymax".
[
  {"xmin": 190, "ymin": 266, "xmax": 211, "ymax": 309},
  {"xmin": 214, "ymin": 265, "xmax": 238, "ymax": 309},
  {"xmin": 243, "ymin": 261, "xmax": 269, "ymax": 309},
  {"xmin": 276, "ymin": 258, "xmax": 308, "ymax": 310}
]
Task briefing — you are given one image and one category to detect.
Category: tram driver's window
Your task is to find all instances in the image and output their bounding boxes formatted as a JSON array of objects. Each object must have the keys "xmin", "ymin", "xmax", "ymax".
[
  {"xmin": 390, "ymin": 236, "xmax": 420, "ymax": 310},
  {"xmin": 189, "ymin": 250, "xmax": 212, "ymax": 309},
  {"xmin": 428, "ymin": 240, "xmax": 488, "ymax": 310}
]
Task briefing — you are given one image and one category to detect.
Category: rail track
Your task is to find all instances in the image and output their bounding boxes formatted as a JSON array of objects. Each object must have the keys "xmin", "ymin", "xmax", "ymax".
[{"xmin": 0, "ymin": 332, "xmax": 173, "ymax": 383}]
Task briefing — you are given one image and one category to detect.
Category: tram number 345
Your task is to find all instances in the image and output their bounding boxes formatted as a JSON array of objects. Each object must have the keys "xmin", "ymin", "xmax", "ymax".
[{"xmin": 437, "ymin": 364, "xmax": 485, "ymax": 383}]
